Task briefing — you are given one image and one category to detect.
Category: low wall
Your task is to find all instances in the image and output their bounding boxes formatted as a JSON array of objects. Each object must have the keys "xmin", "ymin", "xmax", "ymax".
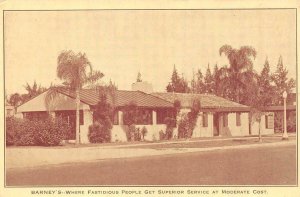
[{"xmin": 111, "ymin": 124, "xmax": 167, "ymax": 142}]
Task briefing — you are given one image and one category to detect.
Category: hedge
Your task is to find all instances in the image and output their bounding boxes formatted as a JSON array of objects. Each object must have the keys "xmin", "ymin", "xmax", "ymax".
[{"xmin": 6, "ymin": 117, "xmax": 71, "ymax": 146}]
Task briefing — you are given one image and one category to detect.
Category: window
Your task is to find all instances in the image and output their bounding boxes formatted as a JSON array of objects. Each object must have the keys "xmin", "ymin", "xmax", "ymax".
[
  {"xmin": 136, "ymin": 109, "xmax": 153, "ymax": 125},
  {"xmin": 56, "ymin": 110, "xmax": 84, "ymax": 125},
  {"xmin": 236, "ymin": 113, "xmax": 241, "ymax": 126},
  {"xmin": 202, "ymin": 112, "xmax": 208, "ymax": 127},
  {"xmin": 265, "ymin": 114, "xmax": 274, "ymax": 129},
  {"xmin": 223, "ymin": 113, "xmax": 228, "ymax": 127},
  {"xmin": 157, "ymin": 109, "xmax": 175, "ymax": 124},
  {"xmin": 23, "ymin": 111, "xmax": 49, "ymax": 121}
]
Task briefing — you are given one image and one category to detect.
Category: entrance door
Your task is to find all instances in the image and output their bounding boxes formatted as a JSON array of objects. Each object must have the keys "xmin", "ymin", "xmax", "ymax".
[{"xmin": 213, "ymin": 113, "xmax": 219, "ymax": 136}]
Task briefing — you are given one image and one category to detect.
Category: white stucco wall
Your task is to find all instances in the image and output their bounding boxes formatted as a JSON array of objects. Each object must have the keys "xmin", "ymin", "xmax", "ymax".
[
  {"xmin": 219, "ymin": 112, "xmax": 249, "ymax": 137},
  {"xmin": 17, "ymin": 90, "xmax": 89, "ymax": 113},
  {"xmin": 192, "ymin": 113, "xmax": 214, "ymax": 137},
  {"xmin": 251, "ymin": 112, "xmax": 275, "ymax": 135},
  {"xmin": 80, "ymin": 109, "xmax": 93, "ymax": 144},
  {"xmin": 111, "ymin": 124, "xmax": 166, "ymax": 142}
]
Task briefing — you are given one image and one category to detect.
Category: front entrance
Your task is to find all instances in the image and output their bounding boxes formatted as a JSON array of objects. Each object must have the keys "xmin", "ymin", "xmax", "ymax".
[{"xmin": 213, "ymin": 113, "xmax": 219, "ymax": 136}]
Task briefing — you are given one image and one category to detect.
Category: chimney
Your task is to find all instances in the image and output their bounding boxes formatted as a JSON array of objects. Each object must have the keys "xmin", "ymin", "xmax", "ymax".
[{"xmin": 131, "ymin": 81, "xmax": 153, "ymax": 94}]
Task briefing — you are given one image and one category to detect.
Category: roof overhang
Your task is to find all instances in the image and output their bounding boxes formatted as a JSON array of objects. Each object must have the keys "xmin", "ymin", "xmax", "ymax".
[{"xmin": 261, "ymin": 105, "xmax": 296, "ymax": 112}]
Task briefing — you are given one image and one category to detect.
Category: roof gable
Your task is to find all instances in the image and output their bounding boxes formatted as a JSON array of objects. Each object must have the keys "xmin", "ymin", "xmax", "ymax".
[{"xmin": 17, "ymin": 90, "xmax": 90, "ymax": 113}]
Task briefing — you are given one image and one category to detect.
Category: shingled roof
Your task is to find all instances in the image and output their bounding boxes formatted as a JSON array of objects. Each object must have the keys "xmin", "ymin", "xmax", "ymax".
[
  {"xmin": 57, "ymin": 88, "xmax": 174, "ymax": 108},
  {"xmin": 151, "ymin": 92, "xmax": 250, "ymax": 112}
]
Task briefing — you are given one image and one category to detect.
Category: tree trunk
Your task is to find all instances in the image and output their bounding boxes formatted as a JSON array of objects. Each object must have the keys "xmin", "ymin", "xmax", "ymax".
[
  {"xmin": 76, "ymin": 89, "xmax": 80, "ymax": 144},
  {"xmin": 258, "ymin": 119, "xmax": 262, "ymax": 142}
]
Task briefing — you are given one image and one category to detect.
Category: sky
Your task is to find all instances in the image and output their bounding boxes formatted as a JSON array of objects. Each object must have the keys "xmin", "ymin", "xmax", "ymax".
[{"xmin": 4, "ymin": 9, "xmax": 297, "ymax": 94}]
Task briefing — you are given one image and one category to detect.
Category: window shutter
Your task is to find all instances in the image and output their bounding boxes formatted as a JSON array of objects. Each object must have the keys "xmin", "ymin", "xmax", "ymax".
[
  {"xmin": 223, "ymin": 113, "xmax": 228, "ymax": 127},
  {"xmin": 203, "ymin": 112, "xmax": 208, "ymax": 127},
  {"xmin": 236, "ymin": 113, "xmax": 241, "ymax": 126}
]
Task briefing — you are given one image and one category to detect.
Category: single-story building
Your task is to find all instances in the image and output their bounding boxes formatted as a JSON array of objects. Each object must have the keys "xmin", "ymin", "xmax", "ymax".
[
  {"xmin": 151, "ymin": 92, "xmax": 252, "ymax": 138},
  {"xmin": 16, "ymin": 84, "xmax": 277, "ymax": 143}
]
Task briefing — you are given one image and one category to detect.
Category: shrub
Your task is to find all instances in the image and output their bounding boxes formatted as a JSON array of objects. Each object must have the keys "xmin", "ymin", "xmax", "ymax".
[
  {"xmin": 34, "ymin": 118, "xmax": 71, "ymax": 146},
  {"xmin": 177, "ymin": 99, "xmax": 200, "ymax": 139},
  {"xmin": 90, "ymin": 95, "xmax": 113, "ymax": 143},
  {"xmin": 5, "ymin": 117, "xmax": 70, "ymax": 146},
  {"xmin": 141, "ymin": 126, "xmax": 148, "ymax": 141},
  {"xmin": 134, "ymin": 127, "xmax": 141, "ymax": 141},
  {"xmin": 88, "ymin": 118, "xmax": 112, "ymax": 143},
  {"xmin": 159, "ymin": 130, "xmax": 165, "ymax": 140},
  {"xmin": 164, "ymin": 117, "xmax": 176, "ymax": 140},
  {"xmin": 6, "ymin": 117, "xmax": 21, "ymax": 146},
  {"xmin": 177, "ymin": 114, "xmax": 190, "ymax": 139}
]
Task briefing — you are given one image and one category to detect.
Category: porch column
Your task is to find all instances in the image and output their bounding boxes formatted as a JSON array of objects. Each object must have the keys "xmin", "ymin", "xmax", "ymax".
[
  {"xmin": 152, "ymin": 110, "xmax": 157, "ymax": 125},
  {"xmin": 80, "ymin": 110, "xmax": 92, "ymax": 144},
  {"xmin": 118, "ymin": 111, "xmax": 123, "ymax": 125}
]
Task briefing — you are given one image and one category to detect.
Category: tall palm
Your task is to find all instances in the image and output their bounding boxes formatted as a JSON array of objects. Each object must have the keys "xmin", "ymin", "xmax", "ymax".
[
  {"xmin": 219, "ymin": 45, "xmax": 257, "ymax": 103},
  {"xmin": 46, "ymin": 50, "xmax": 103, "ymax": 144}
]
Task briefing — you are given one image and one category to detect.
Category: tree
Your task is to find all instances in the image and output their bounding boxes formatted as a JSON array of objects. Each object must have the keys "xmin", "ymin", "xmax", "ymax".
[
  {"xmin": 166, "ymin": 65, "xmax": 190, "ymax": 93},
  {"xmin": 122, "ymin": 102, "xmax": 138, "ymax": 141},
  {"xmin": 204, "ymin": 64, "xmax": 214, "ymax": 94},
  {"xmin": 136, "ymin": 72, "xmax": 142, "ymax": 82},
  {"xmin": 7, "ymin": 81, "xmax": 46, "ymax": 107},
  {"xmin": 212, "ymin": 64, "xmax": 222, "ymax": 96},
  {"xmin": 7, "ymin": 93, "xmax": 23, "ymax": 107},
  {"xmin": 271, "ymin": 56, "xmax": 295, "ymax": 105},
  {"xmin": 23, "ymin": 81, "xmax": 46, "ymax": 101},
  {"xmin": 46, "ymin": 50, "xmax": 103, "ymax": 144},
  {"xmin": 257, "ymin": 57, "xmax": 275, "ymax": 106},
  {"xmin": 219, "ymin": 45, "xmax": 257, "ymax": 104},
  {"xmin": 194, "ymin": 69, "xmax": 205, "ymax": 93},
  {"xmin": 89, "ymin": 94, "xmax": 113, "ymax": 143}
]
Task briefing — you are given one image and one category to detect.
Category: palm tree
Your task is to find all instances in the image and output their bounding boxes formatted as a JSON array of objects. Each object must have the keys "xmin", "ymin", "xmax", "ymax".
[
  {"xmin": 46, "ymin": 50, "xmax": 103, "ymax": 144},
  {"xmin": 219, "ymin": 45, "xmax": 257, "ymax": 104}
]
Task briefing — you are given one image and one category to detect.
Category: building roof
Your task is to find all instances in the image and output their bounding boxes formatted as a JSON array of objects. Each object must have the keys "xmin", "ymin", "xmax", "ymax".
[
  {"xmin": 151, "ymin": 92, "xmax": 250, "ymax": 112},
  {"xmin": 57, "ymin": 88, "xmax": 174, "ymax": 108},
  {"xmin": 261, "ymin": 105, "xmax": 296, "ymax": 112}
]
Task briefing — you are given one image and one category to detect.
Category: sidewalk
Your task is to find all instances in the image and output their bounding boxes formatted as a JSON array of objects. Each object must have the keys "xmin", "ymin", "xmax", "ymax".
[{"xmin": 6, "ymin": 135, "xmax": 296, "ymax": 170}]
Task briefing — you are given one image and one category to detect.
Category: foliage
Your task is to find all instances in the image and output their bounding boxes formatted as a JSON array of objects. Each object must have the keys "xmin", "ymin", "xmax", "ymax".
[
  {"xmin": 159, "ymin": 130, "xmax": 166, "ymax": 140},
  {"xmin": 191, "ymin": 69, "xmax": 205, "ymax": 94},
  {"xmin": 164, "ymin": 117, "xmax": 176, "ymax": 140},
  {"xmin": 257, "ymin": 58, "xmax": 276, "ymax": 106},
  {"xmin": 204, "ymin": 64, "xmax": 214, "ymax": 94},
  {"xmin": 177, "ymin": 99, "xmax": 200, "ymax": 139},
  {"xmin": 123, "ymin": 102, "xmax": 138, "ymax": 126},
  {"xmin": 7, "ymin": 81, "xmax": 46, "ymax": 107},
  {"xmin": 219, "ymin": 44, "xmax": 257, "ymax": 104},
  {"xmin": 166, "ymin": 65, "xmax": 190, "ymax": 93},
  {"xmin": 6, "ymin": 117, "xmax": 70, "ymax": 146},
  {"xmin": 88, "ymin": 120, "xmax": 111, "ymax": 143},
  {"xmin": 35, "ymin": 118, "xmax": 71, "ymax": 146},
  {"xmin": 89, "ymin": 94, "xmax": 113, "ymax": 143},
  {"xmin": 141, "ymin": 126, "xmax": 148, "ymax": 141},
  {"xmin": 46, "ymin": 50, "xmax": 104, "ymax": 144},
  {"xmin": 271, "ymin": 56, "xmax": 295, "ymax": 105},
  {"xmin": 177, "ymin": 114, "xmax": 190, "ymax": 138},
  {"xmin": 287, "ymin": 111, "xmax": 296, "ymax": 132}
]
